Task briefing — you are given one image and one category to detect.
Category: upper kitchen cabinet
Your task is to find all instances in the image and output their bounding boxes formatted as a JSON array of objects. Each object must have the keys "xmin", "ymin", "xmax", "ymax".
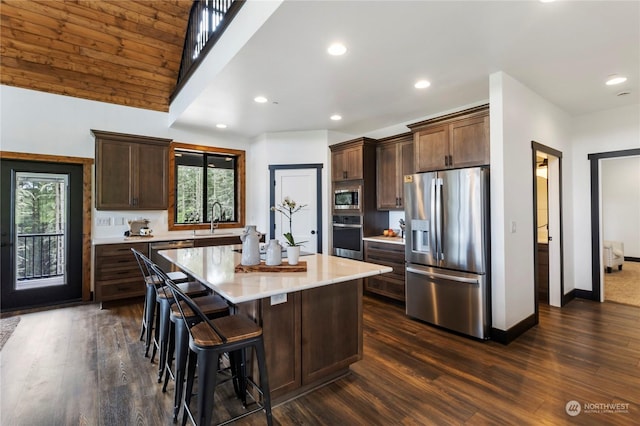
[
  {"xmin": 330, "ymin": 138, "xmax": 377, "ymax": 182},
  {"xmin": 408, "ymin": 105, "xmax": 489, "ymax": 172},
  {"xmin": 93, "ymin": 130, "xmax": 171, "ymax": 210},
  {"xmin": 376, "ymin": 133, "xmax": 414, "ymax": 210}
]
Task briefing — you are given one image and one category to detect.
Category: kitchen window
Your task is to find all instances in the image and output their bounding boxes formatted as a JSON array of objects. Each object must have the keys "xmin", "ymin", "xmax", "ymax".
[{"xmin": 168, "ymin": 143, "xmax": 245, "ymax": 231}]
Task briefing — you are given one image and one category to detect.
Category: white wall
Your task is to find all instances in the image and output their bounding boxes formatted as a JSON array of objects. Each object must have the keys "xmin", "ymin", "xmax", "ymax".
[
  {"xmin": 601, "ymin": 156, "xmax": 640, "ymax": 257},
  {"xmin": 0, "ymin": 85, "xmax": 251, "ymax": 238},
  {"xmin": 248, "ymin": 130, "xmax": 333, "ymax": 254},
  {"xmin": 571, "ymin": 104, "xmax": 640, "ymax": 290},
  {"xmin": 489, "ymin": 72, "xmax": 573, "ymax": 330}
]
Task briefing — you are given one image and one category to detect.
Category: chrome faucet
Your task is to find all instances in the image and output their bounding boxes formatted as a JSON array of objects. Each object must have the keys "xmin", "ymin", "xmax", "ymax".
[{"xmin": 210, "ymin": 201, "xmax": 223, "ymax": 234}]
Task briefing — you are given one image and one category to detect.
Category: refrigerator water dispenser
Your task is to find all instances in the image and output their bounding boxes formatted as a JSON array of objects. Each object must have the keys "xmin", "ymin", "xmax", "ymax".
[{"xmin": 411, "ymin": 219, "xmax": 430, "ymax": 253}]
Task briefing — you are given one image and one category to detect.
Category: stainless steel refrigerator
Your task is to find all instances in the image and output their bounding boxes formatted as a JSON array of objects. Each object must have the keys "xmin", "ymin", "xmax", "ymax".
[{"xmin": 404, "ymin": 167, "xmax": 491, "ymax": 339}]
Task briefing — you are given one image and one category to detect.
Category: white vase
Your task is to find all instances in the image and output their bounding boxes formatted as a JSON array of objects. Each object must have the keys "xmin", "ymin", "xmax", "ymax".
[
  {"xmin": 265, "ymin": 239, "xmax": 283, "ymax": 266},
  {"xmin": 286, "ymin": 246, "xmax": 301, "ymax": 265}
]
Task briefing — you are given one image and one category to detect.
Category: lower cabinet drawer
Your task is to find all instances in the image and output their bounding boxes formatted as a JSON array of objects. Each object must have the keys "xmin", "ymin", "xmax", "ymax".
[
  {"xmin": 97, "ymin": 279, "xmax": 144, "ymax": 301},
  {"xmin": 363, "ymin": 240, "xmax": 406, "ymax": 302},
  {"xmin": 365, "ymin": 276, "xmax": 405, "ymax": 301}
]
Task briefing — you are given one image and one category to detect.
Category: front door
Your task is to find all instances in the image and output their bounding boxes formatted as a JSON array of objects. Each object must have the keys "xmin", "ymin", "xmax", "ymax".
[
  {"xmin": 269, "ymin": 165, "xmax": 323, "ymax": 253},
  {"xmin": 0, "ymin": 160, "xmax": 83, "ymax": 310}
]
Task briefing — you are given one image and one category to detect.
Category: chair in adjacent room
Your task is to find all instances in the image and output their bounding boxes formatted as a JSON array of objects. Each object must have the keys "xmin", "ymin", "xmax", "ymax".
[
  {"xmin": 131, "ymin": 248, "xmax": 191, "ymax": 357},
  {"xmin": 164, "ymin": 277, "xmax": 273, "ymax": 426},
  {"xmin": 603, "ymin": 240, "xmax": 624, "ymax": 273}
]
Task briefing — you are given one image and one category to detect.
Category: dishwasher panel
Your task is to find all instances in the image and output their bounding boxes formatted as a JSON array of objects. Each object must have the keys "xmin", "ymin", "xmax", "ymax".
[{"xmin": 149, "ymin": 240, "xmax": 194, "ymax": 273}]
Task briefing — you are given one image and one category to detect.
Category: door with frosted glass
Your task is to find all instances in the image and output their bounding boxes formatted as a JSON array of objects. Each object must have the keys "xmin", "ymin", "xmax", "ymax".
[{"xmin": 0, "ymin": 160, "xmax": 83, "ymax": 310}]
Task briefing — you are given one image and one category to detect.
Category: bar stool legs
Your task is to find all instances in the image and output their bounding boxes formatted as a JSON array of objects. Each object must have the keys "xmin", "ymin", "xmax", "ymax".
[
  {"xmin": 143, "ymin": 282, "xmax": 157, "ymax": 357},
  {"xmin": 182, "ymin": 338, "xmax": 272, "ymax": 426}
]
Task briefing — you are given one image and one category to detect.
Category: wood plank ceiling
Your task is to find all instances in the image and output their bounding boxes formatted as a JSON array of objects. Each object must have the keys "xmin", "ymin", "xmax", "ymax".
[{"xmin": 1, "ymin": 0, "xmax": 193, "ymax": 112}]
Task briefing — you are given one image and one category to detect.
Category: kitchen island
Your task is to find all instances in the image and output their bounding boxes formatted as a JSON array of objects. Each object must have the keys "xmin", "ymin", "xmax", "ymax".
[{"xmin": 159, "ymin": 245, "xmax": 392, "ymax": 403}]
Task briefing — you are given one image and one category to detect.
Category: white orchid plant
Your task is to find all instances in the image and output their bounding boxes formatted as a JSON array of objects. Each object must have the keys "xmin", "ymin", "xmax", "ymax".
[{"xmin": 271, "ymin": 197, "xmax": 308, "ymax": 247}]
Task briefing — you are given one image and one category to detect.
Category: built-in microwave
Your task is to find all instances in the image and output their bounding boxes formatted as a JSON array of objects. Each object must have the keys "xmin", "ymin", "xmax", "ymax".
[{"xmin": 333, "ymin": 187, "xmax": 361, "ymax": 211}]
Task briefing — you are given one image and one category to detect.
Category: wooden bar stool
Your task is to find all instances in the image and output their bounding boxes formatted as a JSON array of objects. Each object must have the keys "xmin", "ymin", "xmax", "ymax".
[
  {"xmin": 131, "ymin": 248, "xmax": 190, "ymax": 357},
  {"xmin": 165, "ymin": 278, "xmax": 273, "ymax": 426}
]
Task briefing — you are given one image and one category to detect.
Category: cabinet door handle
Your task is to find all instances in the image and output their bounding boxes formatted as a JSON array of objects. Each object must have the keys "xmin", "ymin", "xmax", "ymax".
[
  {"xmin": 448, "ymin": 155, "xmax": 453, "ymax": 167},
  {"xmin": 444, "ymin": 155, "xmax": 449, "ymax": 167},
  {"xmin": 398, "ymin": 197, "xmax": 401, "ymax": 206}
]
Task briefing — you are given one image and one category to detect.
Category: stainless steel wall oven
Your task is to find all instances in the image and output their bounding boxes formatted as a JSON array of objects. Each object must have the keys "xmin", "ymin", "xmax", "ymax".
[{"xmin": 332, "ymin": 215, "xmax": 363, "ymax": 260}]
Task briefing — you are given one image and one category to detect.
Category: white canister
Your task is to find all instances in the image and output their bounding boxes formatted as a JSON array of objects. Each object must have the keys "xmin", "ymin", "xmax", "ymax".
[{"xmin": 265, "ymin": 239, "xmax": 283, "ymax": 266}]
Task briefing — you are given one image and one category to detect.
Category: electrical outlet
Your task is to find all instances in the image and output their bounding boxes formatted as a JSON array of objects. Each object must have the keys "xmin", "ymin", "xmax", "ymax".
[
  {"xmin": 270, "ymin": 293, "xmax": 287, "ymax": 306},
  {"xmin": 114, "ymin": 217, "xmax": 125, "ymax": 226},
  {"xmin": 96, "ymin": 217, "xmax": 111, "ymax": 227}
]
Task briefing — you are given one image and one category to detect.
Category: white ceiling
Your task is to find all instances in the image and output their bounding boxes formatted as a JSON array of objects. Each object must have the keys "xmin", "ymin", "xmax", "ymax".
[{"xmin": 171, "ymin": 0, "xmax": 640, "ymax": 140}]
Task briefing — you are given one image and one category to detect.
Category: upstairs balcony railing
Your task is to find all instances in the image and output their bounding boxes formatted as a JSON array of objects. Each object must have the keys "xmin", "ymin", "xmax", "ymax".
[
  {"xmin": 16, "ymin": 232, "xmax": 65, "ymax": 281},
  {"xmin": 172, "ymin": 0, "xmax": 245, "ymax": 100}
]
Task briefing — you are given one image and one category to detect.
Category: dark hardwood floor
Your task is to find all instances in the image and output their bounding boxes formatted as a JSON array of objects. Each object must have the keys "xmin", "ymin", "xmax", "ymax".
[{"xmin": 1, "ymin": 296, "xmax": 639, "ymax": 425}]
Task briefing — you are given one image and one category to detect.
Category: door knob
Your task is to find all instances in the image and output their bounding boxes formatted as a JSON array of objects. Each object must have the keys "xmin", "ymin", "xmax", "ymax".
[
  {"xmin": 311, "ymin": 230, "xmax": 316, "ymax": 235},
  {"xmin": 548, "ymin": 236, "xmax": 553, "ymax": 242}
]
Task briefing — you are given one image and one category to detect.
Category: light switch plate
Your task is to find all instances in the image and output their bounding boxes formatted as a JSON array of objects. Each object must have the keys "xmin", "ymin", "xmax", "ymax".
[{"xmin": 96, "ymin": 217, "xmax": 111, "ymax": 226}]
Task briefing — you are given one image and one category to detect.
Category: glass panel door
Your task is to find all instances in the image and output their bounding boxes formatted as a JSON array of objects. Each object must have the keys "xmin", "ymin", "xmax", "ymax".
[
  {"xmin": 14, "ymin": 172, "xmax": 68, "ymax": 290},
  {"xmin": 1, "ymin": 160, "xmax": 83, "ymax": 311}
]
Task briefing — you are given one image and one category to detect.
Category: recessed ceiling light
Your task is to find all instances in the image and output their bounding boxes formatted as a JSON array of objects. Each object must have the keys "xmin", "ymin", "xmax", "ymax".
[
  {"xmin": 254, "ymin": 96, "xmax": 268, "ymax": 103},
  {"xmin": 414, "ymin": 80, "xmax": 431, "ymax": 89},
  {"xmin": 330, "ymin": 114, "xmax": 342, "ymax": 121},
  {"xmin": 216, "ymin": 123, "xmax": 227, "ymax": 129},
  {"xmin": 606, "ymin": 75, "xmax": 627, "ymax": 85},
  {"xmin": 327, "ymin": 43, "xmax": 347, "ymax": 56}
]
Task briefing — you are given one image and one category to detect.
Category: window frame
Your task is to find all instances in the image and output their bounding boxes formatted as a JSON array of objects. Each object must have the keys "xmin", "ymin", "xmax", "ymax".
[{"xmin": 168, "ymin": 142, "xmax": 245, "ymax": 232}]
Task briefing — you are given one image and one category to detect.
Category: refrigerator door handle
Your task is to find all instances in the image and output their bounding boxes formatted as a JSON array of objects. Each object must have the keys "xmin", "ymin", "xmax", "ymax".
[
  {"xmin": 406, "ymin": 266, "xmax": 480, "ymax": 285},
  {"xmin": 430, "ymin": 178, "xmax": 437, "ymax": 256},
  {"xmin": 436, "ymin": 177, "xmax": 444, "ymax": 260}
]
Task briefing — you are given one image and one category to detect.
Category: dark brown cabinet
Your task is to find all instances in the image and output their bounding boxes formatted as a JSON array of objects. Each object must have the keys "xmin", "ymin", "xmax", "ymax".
[
  {"xmin": 330, "ymin": 138, "xmax": 379, "ymax": 182},
  {"xmin": 364, "ymin": 240, "xmax": 406, "ymax": 302},
  {"xmin": 409, "ymin": 105, "xmax": 489, "ymax": 173},
  {"xmin": 331, "ymin": 144, "xmax": 363, "ymax": 181},
  {"xmin": 239, "ymin": 280, "xmax": 362, "ymax": 402},
  {"xmin": 376, "ymin": 133, "xmax": 414, "ymax": 210},
  {"xmin": 94, "ymin": 242, "xmax": 148, "ymax": 302},
  {"xmin": 93, "ymin": 130, "xmax": 171, "ymax": 210}
]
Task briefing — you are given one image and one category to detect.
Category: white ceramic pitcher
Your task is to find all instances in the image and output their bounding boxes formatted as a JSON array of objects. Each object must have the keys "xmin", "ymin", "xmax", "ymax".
[{"xmin": 240, "ymin": 225, "xmax": 262, "ymax": 266}]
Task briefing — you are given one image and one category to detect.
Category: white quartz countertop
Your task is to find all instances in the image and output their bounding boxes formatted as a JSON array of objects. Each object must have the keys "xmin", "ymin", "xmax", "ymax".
[
  {"xmin": 92, "ymin": 231, "xmax": 242, "ymax": 246},
  {"xmin": 362, "ymin": 236, "xmax": 405, "ymax": 245},
  {"xmin": 158, "ymin": 245, "xmax": 392, "ymax": 304}
]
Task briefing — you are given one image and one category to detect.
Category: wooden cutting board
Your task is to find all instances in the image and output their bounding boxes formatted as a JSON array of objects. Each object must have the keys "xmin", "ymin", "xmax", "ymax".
[{"xmin": 235, "ymin": 260, "xmax": 307, "ymax": 273}]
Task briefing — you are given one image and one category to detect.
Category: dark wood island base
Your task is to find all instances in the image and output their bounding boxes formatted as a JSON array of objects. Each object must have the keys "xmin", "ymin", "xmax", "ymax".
[{"xmin": 238, "ymin": 279, "xmax": 363, "ymax": 403}]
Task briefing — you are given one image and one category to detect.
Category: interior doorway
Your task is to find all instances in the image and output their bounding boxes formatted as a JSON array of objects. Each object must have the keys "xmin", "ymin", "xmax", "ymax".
[
  {"xmin": 269, "ymin": 164, "xmax": 323, "ymax": 253},
  {"xmin": 532, "ymin": 142, "xmax": 564, "ymax": 316},
  {"xmin": 591, "ymin": 151, "xmax": 640, "ymax": 306}
]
